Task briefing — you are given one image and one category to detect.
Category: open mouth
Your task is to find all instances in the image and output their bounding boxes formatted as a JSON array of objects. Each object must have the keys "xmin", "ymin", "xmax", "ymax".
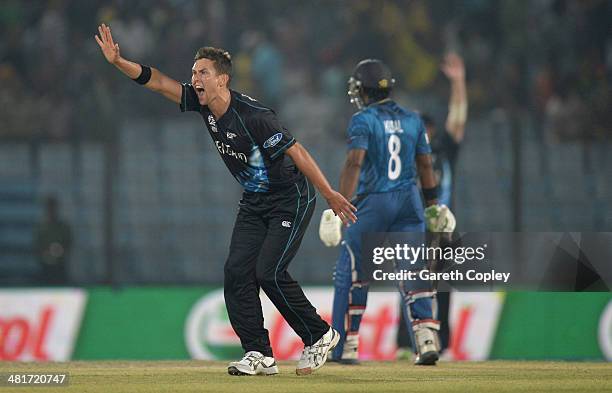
[{"xmin": 195, "ymin": 86, "xmax": 205, "ymax": 97}]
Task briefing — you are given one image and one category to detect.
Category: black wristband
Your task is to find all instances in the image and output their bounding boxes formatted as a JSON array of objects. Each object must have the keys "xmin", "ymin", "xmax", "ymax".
[
  {"xmin": 133, "ymin": 64, "xmax": 152, "ymax": 85},
  {"xmin": 422, "ymin": 186, "xmax": 438, "ymax": 202}
]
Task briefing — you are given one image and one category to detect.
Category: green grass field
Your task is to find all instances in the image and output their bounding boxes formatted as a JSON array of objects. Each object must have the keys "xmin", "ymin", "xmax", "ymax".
[{"xmin": 0, "ymin": 360, "xmax": 610, "ymax": 393}]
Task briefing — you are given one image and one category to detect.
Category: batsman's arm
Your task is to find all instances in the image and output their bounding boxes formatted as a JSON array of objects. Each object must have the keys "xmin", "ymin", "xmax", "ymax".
[
  {"xmin": 286, "ymin": 143, "xmax": 357, "ymax": 224},
  {"xmin": 416, "ymin": 153, "xmax": 438, "ymax": 207},
  {"xmin": 95, "ymin": 24, "xmax": 181, "ymax": 104},
  {"xmin": 339, "ymin": 149, "xmax": 366, "ymax": 200}
]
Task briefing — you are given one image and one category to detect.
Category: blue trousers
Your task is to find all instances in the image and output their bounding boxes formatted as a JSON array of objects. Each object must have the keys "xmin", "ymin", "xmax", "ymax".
[{"xmin": 331, "ymin": 185, "xmax": 438, "ymax": 359}]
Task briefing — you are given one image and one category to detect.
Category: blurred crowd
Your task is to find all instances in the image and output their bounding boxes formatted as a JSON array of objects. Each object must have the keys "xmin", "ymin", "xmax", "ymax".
[{"xmin": 0, "ymin": 0, "xmax": 610, "ymax": 143}]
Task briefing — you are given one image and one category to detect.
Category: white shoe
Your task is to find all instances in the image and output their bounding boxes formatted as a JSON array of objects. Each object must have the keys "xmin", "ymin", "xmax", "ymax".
[
  {"xmin": 228, "ymin": 351, "xmax": 279, "ymax": 376},
  {"xmin": 413, "ymin": 326, "xmax": 440, "ymax": 366},
  {"xmin": 296, "ymin": 327, "xmax": 340, "ymax": 375}
]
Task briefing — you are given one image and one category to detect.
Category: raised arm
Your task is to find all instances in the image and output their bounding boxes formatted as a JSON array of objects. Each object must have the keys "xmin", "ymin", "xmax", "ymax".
[
  {"xmin": 441, "ymin": 52, "xmax": 467, "ymax": 143},
  {"xmin": 95, "ymin": 24, "xmax": 182, "ymax": 104}
]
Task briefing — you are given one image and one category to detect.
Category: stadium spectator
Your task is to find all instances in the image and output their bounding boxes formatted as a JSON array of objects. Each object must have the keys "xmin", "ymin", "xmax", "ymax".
[
  {"xmin": 0, "ymin": 1, "xmax": 607, "ymax": 142},
  {"xmin": 34, "ymin": 196, "xmax": 73, "ymax": 285}
]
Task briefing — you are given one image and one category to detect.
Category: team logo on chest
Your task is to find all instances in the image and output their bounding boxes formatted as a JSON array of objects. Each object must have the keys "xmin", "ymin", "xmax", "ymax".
[
  {"xmin": 208, "ymin": 115, "xmax": 218, "ymax": 132},
  {"xmin": 227, "ymin": 132, "xmax": 237, "ymax": 140}
]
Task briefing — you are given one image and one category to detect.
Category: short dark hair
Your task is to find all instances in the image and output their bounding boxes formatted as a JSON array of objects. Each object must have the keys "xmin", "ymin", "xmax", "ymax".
[{"xmin": 194, "ymin": 47, "xmax": 232, "ymax": 84}]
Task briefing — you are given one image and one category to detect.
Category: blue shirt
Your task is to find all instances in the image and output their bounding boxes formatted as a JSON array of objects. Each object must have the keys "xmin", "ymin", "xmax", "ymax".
[{"xmin": 347, "ymin": 100, "xmax": 431, "ymax": 195}]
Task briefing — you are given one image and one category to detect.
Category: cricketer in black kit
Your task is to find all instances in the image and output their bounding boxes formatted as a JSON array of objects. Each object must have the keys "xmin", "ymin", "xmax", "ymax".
[
  {"xmin": 95, "ymin": 23, "xmax": 356, "ymax": 376},
  {"xmin": 180, "ymin": 83, "xmax": 328, "ymax": 356}
]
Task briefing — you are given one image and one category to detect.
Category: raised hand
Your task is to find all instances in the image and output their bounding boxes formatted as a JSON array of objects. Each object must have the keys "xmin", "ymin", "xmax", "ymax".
[
  {"xmin": 95, "ymin": 24, "xmax": 120, "ymax": 64},
  {"xmin": 441, "ymin": 52, "xmax": 465, "ymax": 82}
]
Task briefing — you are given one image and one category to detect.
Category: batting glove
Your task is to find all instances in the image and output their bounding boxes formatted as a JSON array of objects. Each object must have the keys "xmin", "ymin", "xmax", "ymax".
[
  {"xmin": 424, "ymin": 204, "xmax": 456, "ymax": 233},
  {"xmin": 319, "ymin": 209, "xmax": 343, "ymax": 247}
]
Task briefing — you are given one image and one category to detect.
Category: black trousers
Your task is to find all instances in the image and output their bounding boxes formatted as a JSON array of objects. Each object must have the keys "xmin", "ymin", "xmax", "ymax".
[{"xmin": 224, "ymin": 176, "xmax": 329, "ymax": 357}]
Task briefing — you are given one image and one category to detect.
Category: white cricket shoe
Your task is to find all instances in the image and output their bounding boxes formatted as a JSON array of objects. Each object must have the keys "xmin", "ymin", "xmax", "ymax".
[
  {"xmin": 413, "ymin": 326, "xmax": 440, "ymax": 366},
  {"xmin": 296, "ymin": 327, "xmax": 340, "ymax": 375},
  {"xmin": 227, "ymin": 351, "xmax": 279, "ymax": 376}
]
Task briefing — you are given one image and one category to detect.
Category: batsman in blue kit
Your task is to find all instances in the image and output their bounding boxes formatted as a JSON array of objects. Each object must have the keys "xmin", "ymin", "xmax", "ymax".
[{"xmin": 319, "ymin": 59, "xmax": 455, "ymax": 366}]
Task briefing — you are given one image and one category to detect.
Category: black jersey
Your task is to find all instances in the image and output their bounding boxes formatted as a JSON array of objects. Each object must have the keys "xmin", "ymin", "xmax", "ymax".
[
  {"xmin": 430, "ymin": 131, "xmax": 460, "ymax": 208},
  {"xmin": 180, "ymin": 85, "xmax": 301, "ymax": 192}
]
